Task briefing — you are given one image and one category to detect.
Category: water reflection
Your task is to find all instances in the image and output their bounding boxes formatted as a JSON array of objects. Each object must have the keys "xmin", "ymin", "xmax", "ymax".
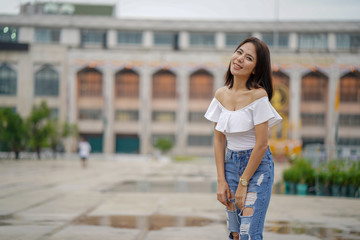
[
  {"xmin": 75, "ymin": 214, "xmax": 218, "ymax": 230},
  {"xmin": 265, "ymin": 221, "xmax": 360, "ymax": 240}
]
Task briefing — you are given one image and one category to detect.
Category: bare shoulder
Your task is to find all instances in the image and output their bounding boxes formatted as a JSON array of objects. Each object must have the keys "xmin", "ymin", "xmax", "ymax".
[
  {"xmin": 214, "ymin": 86, "xmax": 228, "ymax": 101},
  {"xmin": 251, "ymin": 88, "xmax": 268, "ymax": 101}
]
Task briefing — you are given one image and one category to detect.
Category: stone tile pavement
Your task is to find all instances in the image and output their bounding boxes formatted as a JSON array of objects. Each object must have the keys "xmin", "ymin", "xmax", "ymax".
[{"xmin": 0, "ymin": 156, "xmax": 359, "ymax": 240}]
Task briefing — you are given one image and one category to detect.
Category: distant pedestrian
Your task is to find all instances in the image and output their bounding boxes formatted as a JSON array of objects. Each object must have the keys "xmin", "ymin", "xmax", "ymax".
[
  {"xmin": 204, "ymin": 37, "xmax": 282, "ymax": 240},
  {"xmin": 78, "ymin": 137, "xmax": 91, "ymax": 168}
]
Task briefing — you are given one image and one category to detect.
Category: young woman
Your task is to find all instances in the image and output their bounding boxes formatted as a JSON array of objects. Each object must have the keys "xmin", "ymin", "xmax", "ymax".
[{"xmin": 204, "ymin": 37, "xmax": 282, "ymax": 240}]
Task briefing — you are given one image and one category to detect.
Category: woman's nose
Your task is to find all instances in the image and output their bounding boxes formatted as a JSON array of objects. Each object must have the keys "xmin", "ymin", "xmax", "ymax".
[{"xmin": 237, "ymin": 55, "xmax": 244, "ymax": 62}]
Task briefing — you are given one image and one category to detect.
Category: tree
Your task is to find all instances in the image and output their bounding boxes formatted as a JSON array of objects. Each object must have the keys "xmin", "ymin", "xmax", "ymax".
[
  {"xmin": 48, "ymin": 119, "xmax": 78, "ymax": 158},
  {"xmin": 0, "ymin": 108, "xmax": 28, "ymax": 159},
  {"xmin": 26, "ymin": 101, "xmax": 52, "ymax": 159}
]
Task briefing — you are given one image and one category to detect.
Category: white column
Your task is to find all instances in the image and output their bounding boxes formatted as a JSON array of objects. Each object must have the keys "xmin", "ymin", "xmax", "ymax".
[
  {"xmin": 328, "ymin": 33, "xmax": 336, "ymax": 52},
  {"xmin": 289, "ymin": 32, "xmax": 298, "ymax": 51},
  {"xmin": 107, "ymin": 29, "xmax": 117, "ymax": 49},
  {"xmin": 179, "ymin": 31, "xmax": 189, "ymax": 50},
  {"xmin": 252, "ymin": 32, "xmax": 261, "ymax": 40},
  {"xmin": 139, "ymin": 66, "xmax": 152, "ymax": 154},
  {"xmin": 289, "ymin": 70, "xmax": 302, "ymax": 141},
  {"xmin": 59, "ymin": 63, "xmax": 67, "ymax": 123},
  {"xmin": 61, "ymin": 28, "xmax": 80, "ymax": 47},
  {"xmin": 103, "ymin": 66, "xmax": 115, "ymax": 154},
  {"xmin": 176, "ymin": 69, "xmax": 188, "ymax": 154},
  {"xmin": 326, "ymin": 67, "xmax": 340, "ymax": 161},
  {"xmin": 18, "ymin": 27, "xmax": 34, "ymax": 44},
  {"xmin": 143, "ymin": 30, "xmax": 153, "ymax": 49},
  {"xmin": 65, "ymin": 65, "xmax": 78, "ymax": 152},
  {"xmin": 214, "ymin": 68, "xmax": 225, "ymax": 91},
  {"xmin": 68, "ymin": 66, "xmax": 78, "ymax": 124},
  {"xmin": 216, "ymin": 32, "xmax": 225, "ymax": 50},
  {"xmin": 16, "ymin": 53, "xmax": 33, "ymax": 117}
]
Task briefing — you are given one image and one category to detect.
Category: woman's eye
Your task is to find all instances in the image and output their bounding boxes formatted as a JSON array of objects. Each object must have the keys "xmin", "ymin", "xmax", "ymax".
[{"xmin": 247, "ymin": 57, "xmax": 253, "ymax": 61}]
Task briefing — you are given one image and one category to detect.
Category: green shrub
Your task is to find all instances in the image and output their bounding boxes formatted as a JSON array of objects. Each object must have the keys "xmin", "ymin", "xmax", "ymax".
[
  {"xmin": 292, "ymin": 158, "xmax": 314, "ymax": 184},
  {"xmin": 317, "ymin": 169, "xmax": 330, "ymax": 185},
  {"xmin": 283, "ymin": 168, "xmax": 293, "ymax": 182},
  {"xmin": 282, "ymin": 156, "xmax": 360, "ymax": 196},
  {"xmin": 154, "ymin": 138, "xmax": 173, "ymax": 153}
]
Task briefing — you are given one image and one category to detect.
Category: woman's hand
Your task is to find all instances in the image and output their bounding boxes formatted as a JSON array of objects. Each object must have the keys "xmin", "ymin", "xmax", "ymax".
[
  {"xmin": 235, "ymin": 185, "xmax": 247, "ymax": 210},
  {"xmin": 217, "ymin": 180, "xmax": 231, "ymax": 207}
]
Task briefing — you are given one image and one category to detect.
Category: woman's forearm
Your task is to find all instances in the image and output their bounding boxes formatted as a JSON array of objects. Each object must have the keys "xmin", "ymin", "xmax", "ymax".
[{"xmin": 214, "ymin": 131, "xmax": 227, "ymax": 182}]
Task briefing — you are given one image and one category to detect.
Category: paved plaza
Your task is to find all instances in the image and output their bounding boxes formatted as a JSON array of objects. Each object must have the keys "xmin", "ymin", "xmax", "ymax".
[{"xmin": 0, "ymin": 155, "xmax": 359, "ymax": 240}]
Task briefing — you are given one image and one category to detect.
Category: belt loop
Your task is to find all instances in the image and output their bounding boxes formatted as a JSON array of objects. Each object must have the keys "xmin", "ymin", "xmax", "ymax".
[
  {"xmin": 230, "ymin": 149, "xmax": 233, "ymax": 158},
  {"xmin": 226, "ymin": 148, "xmax": 231, "ymax": 159}
]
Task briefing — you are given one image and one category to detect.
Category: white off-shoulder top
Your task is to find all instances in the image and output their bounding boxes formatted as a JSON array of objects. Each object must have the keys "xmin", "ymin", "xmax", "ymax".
[{"xmin": 204, "ymin": 96, "xmax": 283, "ymax": 151}]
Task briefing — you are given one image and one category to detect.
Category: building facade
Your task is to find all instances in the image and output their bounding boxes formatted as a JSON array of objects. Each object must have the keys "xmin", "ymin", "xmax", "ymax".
[{"xmin": 0, "ymin": 13, "xmax": 359, "ymax": 156}]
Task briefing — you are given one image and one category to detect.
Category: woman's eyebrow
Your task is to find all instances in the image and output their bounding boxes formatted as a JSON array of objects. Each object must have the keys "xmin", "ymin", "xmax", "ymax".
[
  {"xmin": 238, "ymin": 47, "xmax": 255, "ymax": 59},
  {"xmin": 247, "ymin": 54, "xmax": 255, "ymax": 59}
]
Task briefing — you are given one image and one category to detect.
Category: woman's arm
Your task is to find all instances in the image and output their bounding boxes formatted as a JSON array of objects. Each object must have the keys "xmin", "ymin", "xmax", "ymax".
[
  {"xmin": 235, "ymin": 121, "xmax": 269, "ymax": 209},
  {"xmin": 241, "ymin": 121, "xmax": 269, "ymax": 181},
  {"xmin": 213, "ymin": 122, "xmax": 231, "ymax": 207}
]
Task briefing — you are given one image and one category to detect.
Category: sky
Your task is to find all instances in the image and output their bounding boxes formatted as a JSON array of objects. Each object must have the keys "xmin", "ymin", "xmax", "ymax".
[{"xmin": 1, "ymin": 0, "xmax": 360, "ymax": 21}]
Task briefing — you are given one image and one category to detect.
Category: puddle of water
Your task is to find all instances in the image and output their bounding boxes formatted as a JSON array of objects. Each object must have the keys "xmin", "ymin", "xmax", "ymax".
[
  {"xmin": 75, "ymin": 214, "xmax": 217, "ymax": 230},
  {"xmin": 265, "ymin": 221, "xmax": 360, "ymax": 240},
  {"xmin": 76, "ymin": 215, "xmax": 360, "ymax": 239},
  {"xmin": 0, "ymin": 221, "xmax": 12, "ymax": 226}
]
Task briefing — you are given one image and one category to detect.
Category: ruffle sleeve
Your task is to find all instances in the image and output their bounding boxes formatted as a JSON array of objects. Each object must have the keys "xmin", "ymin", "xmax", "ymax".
[
  {"xmin": 251, "ymin": 97, "xmax": 283, "ymax": 128},
  {"xmin": 204, "ymin": 98, "xmax": 221, "ymax": 122},
  {"xmin": 204, "ymin": 96, "xmax": 282, "ymax": 133}
]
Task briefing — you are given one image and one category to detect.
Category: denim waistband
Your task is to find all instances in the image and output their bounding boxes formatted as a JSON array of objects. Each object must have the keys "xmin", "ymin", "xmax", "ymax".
[{"xmin": 226, "ymin": 145, "xmax": 270, "ymax": 155}]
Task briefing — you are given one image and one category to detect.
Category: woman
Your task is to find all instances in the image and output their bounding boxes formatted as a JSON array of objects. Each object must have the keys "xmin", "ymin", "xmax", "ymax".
[{"xmin": 204, "ymin": 37, "xmax": 282, "ymax": 240}]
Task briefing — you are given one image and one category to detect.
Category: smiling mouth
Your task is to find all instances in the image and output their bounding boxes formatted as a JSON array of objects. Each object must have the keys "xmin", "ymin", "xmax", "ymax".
[{"xmin": 233, "ymin": 63, "xmax": 242, "ymax": 70}]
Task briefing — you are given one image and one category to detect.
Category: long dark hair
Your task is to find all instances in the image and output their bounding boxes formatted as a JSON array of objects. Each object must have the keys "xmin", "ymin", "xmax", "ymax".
[{"xmin": 224, "ymin": 37, "xmax": 273, "ymax": 101}]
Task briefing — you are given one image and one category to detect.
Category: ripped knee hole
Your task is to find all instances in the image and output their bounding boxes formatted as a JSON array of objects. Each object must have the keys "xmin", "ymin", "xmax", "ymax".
[{"xmin": 241, "ymin": 207, "xmax": 254, "ymax": 217}]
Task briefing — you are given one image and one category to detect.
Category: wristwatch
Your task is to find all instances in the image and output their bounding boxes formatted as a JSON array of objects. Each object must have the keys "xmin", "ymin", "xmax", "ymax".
[{"xmin": 240, "ymin": 178, "xmax": 249, "ymax": 187}]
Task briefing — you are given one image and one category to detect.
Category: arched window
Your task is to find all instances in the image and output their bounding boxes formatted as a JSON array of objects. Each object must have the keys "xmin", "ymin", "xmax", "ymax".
[
  {"xmin": 272, "ymin": 70, "xmax": 289, "ymax": 111},
  {"xmin": 0, "ymin": 64, "xmax": 17, "ymax": 95},
  {"xmin": 115, "ymin": 68, "xmax": 139, "ymax": 98},
  {"xmin": 301, "ymin": 70, "xmax": 328, "ymax": 102},
  {"xmin": 152, "ymin": 69, "xmax": 176, "ymax": 99},
  {"xmin": 340, "ymin": 70, "xmax": 360, "ymax": 103},
  {"xmin": 77, "ymin": 67, "xmax": 102, "ymax": 97},
  {"xmin": 35, "ymin": 65, "xmax": 59, "ymax": 96},
  {"xmin": 189, "ymin": 69, "xmax": 214, "ymax": 99}
]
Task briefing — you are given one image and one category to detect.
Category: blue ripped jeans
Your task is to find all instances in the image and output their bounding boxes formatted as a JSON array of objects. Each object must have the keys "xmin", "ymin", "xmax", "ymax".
[{"xmin": 224, "ymin": 146, "xmax": 274, "ymax": 240}]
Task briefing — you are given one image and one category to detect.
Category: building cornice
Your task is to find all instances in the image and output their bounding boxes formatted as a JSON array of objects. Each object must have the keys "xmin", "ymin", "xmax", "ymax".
[{"xmin": 0, "ymin": 14, "xmax": 359, "ymax": 32}]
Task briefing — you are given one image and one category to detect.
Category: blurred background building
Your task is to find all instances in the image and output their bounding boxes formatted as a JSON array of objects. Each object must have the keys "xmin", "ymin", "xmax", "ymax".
[{"xmin": 0, "ymin": 1, "xmax": 359, "ymax": 156}]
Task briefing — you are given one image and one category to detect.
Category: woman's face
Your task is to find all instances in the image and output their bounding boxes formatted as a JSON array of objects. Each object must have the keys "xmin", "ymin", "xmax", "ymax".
[{"xmin": 230, "ymin": 42, "xmax": 257, "ymax": 78}]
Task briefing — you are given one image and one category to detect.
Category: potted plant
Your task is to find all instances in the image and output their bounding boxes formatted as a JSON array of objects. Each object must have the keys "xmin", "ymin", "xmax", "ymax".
[
  {"xmin": 339, "ymin": 170, "xmax": 349, "ymax": 197},
  {"xmin": 329, "ymin": 168, "xmax": 341, "ymax": 197},
  {"xmin": 354, "ymin": 166, "xmax": 360, "ymax": 198},
  {"xmin": 289, "ymin": 167, "xmax": 300, "ymax": 194},
  {"xmin": 306, "ymin": 167, "xmax": 316, "ymax": 195},
  {"xmin": 153, "ymin": 138, "xmax": 173, "ymax": 163},
  {"xmin": 316, "ymin": 169, "xmax": 330, "ymax": 196},
  {"xmin": 283, "ymin": 168, "xmax": 293, "ymax": 195},
  {"xmin": 295, "ymin": 158, "xmax": 313, "ymax": 196},
  {"xmin": 348, "ymin": 162, "xmax": 359, "ymax": 198}
]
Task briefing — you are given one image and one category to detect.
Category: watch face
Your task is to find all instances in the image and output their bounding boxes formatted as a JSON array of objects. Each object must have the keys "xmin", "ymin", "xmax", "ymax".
[{"xmin": 241, "ymin": 180, "xmax": 247, "ymax": 186}]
